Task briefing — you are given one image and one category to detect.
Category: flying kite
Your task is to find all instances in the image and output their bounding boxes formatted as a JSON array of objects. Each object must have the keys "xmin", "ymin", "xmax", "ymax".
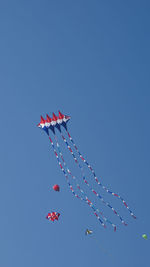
[
  {"xmin": 38, "ymin": 111, "xmax": 136, "ymax": 231},
  {"xmin": 142, "ymin": 234, "xmax": 148, "ymax": 240},
  {"xmin": 85, "ymin": 229, "xmax": 93, "ymax": 235},
  {"xmin": 46, "ymin": 212, "xmax": 60, "ymax": 222},
  {"xmin": 53, "ymin": 184, "xmax": 60, "ymax": 192}
]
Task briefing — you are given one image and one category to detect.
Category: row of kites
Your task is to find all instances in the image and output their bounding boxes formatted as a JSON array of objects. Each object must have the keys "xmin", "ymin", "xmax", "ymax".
[{"xmin": 37, "ymin": 111, "xmax": 147, "ymax": 239}]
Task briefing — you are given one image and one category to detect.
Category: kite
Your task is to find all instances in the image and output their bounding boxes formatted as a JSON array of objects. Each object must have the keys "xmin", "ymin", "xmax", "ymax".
[
  {"xmin": 53, "ymin": 184, "xmax": 60, "ymax": 192},
  {"xmin": 37, "ymin": 111, "xmax": 136, "ymax": 231},
  {"xmin": 46, "ymin": 212, "xmax": 60, "ymax": 222},
  {"xmin": 142, "ymin": 234, "xmax": 148, "ymax": 240},
  {"xmin": 85, "ymin": 229, "xmax": 93, "ymax": 235}
]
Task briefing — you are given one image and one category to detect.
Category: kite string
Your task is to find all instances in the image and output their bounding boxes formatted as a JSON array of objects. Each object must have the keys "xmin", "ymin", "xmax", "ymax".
[
  {"xmin": 54, "ymin": 135, "xmax": 116, "ymax": 231},
  {"xmin": 66, "ymin": 130, "xmax": 136, "ymax": 220},
  {"xmin": 61, "ymin": 133, "xmax": 127, "ymax": 226},
  {"xmin": 48, "ymin": 135, "xmax": 106, "ymax": 229}
]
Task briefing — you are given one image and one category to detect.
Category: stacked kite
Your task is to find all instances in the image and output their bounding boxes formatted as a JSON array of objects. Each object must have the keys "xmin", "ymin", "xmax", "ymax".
[{"xmin": 38, "ymin": 111, "xmax": 136, "ymax": 230}]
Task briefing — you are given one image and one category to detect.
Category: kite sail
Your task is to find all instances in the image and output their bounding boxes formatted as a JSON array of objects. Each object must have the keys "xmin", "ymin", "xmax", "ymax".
[{"xmin": 38, "ymin": 111, "xmax": 136, "ymax": 231}]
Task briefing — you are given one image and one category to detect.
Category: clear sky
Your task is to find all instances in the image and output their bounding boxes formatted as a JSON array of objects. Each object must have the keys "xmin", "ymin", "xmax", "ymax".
[{"xmin": 0, "ymin": 1, "xmax": 150, "ymax": 266}]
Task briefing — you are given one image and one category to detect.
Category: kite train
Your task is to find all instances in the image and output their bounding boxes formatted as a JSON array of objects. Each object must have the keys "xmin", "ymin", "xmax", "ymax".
[{"xmin": 38, "ymin": 111, "xmax": 136, "ymax": 230}]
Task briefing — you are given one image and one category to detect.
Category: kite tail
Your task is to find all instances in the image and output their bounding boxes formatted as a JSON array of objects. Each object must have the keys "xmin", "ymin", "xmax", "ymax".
[
  {"xmin": 66, "ymin": 130, "xmax": 136, "ymax": 220},
  {"xmin": 61, "ymin": 133, "xmax": 126, "ymax": 226},
  {"xmin": 54, "ymin": 135, "xmax": 116, "ymax": 231},
  {"xmin": 54, "ymin": 135, "xmax": 66, "ymax": 166},
  {"xmin": 77, "ymin": 184, "xmax": 116, "ymax": 231},
  {"xmin": 48, "ymin": 136, "xmax": 106, "ymax": 229}
]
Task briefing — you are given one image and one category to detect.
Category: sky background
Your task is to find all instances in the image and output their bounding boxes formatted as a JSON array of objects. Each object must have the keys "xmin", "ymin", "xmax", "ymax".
[{"xmin": 0, "ymin": 1, "xmax": 150, "ymax": 266}]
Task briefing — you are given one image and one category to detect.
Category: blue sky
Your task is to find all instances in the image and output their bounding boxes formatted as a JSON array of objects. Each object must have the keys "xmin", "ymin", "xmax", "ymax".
[{"xmin": 0, "ymin": 1, "xmax": 150, "ymax": 266}]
